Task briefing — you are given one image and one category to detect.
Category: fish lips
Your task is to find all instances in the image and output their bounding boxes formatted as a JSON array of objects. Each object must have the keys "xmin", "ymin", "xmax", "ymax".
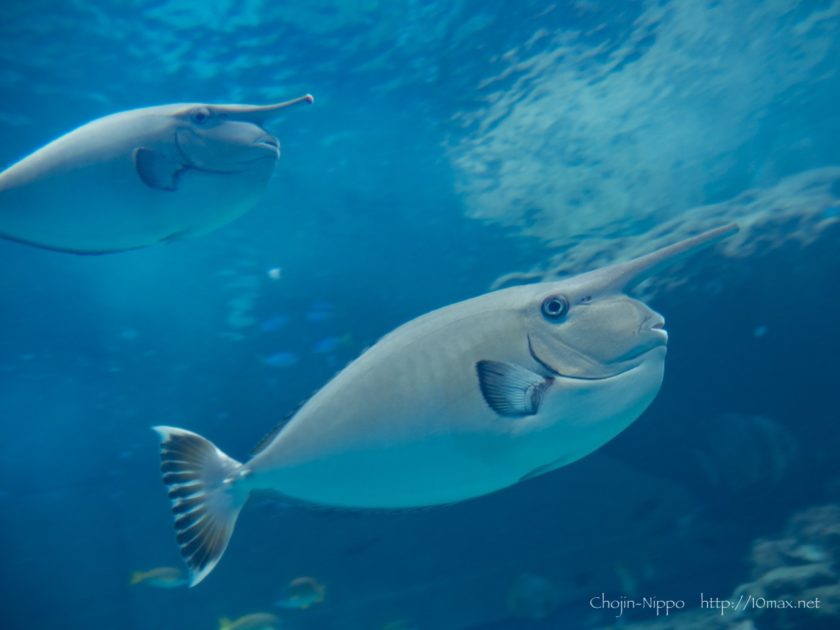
[
  {"xmin": 252, "ymin": 135, "xmax": 281, "ymax": 158},
  {"xmin": 175, "ymin": 129, "xmax": 279, "ymax": 174},
  {"xmin": 527, "ymin": 332, "xmax": 666, "ymax": 381},
  {"xmin": 626, "ymin": 317, "xmax": 669, "ymax": 356}
]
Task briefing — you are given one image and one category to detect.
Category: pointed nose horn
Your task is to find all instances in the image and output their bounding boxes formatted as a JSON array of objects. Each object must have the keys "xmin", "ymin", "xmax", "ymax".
[
  {"xmin": 217, "ymin": 94, "xmax": 314, "ymax": 122},
  {"xmin": 586, "ymin": 224, "xmax": 739, "ymax": 293}
]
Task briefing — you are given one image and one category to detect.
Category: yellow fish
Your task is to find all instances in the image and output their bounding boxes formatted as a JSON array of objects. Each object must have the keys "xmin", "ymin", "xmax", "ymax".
[
  {"xmin": 275, "ymin": 575, "xmax": 326, "ymax": 610},
  {"xmin": 129, "ymin": 567, "xmax": 187, "ymax": 588},
  {"xmin": 219, "ymin": 613, "xmax": 281, "ymax": 630}
]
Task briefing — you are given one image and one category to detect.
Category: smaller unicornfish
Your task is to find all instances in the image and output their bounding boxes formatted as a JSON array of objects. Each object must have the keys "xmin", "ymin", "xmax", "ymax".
[
  {"xmin": 129, "ymin": 566, "xmax": 187, "ymax": 588},
  {"xmin": 219, "ymin": 612, "xmax": 282, "ymax": 630},
  {"xmin": 0, "ymin": 94, "xmax": 313, "ymax": 254}
]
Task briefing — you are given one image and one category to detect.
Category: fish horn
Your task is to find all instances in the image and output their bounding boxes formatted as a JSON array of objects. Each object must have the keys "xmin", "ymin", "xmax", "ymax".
[
  {"xmin": 580, "ymin": 224, "xmax": 739, "ymax": 293},
  {"xmin": 216, "ymin": 94, "xmax": 314, "ymax": 122}
]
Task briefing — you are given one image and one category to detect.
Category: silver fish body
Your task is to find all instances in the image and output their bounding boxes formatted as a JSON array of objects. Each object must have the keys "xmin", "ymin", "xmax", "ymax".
[
  {"xmin": 154, "ymin": 224, "xmax": 737, "ymax": 585},
  {"xmin": 0, "ymin": 95, "xmax": 312, "ymax": 254},
  {"xmin": 247, "ymin": 288, "xmax": 665, "ymax": 508}
]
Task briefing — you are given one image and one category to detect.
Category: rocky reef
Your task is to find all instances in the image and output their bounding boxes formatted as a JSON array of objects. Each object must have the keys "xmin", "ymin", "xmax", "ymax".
[
  {"xmin": 607, "ymin": 503, "xmax": 840, "ymax": 629},
  {"xmin": 731, "ymin": 503, "xmax": 840, "ymax": 629}
]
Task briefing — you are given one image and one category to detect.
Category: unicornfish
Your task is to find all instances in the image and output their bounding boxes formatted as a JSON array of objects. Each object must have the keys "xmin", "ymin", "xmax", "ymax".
[
  {"xmin": 154, "ymin": 224, "xmax": 738, "ymax": 585},
  {"xmin": 0, "ymin": 94, "xmax": 313, "ymax": 254}
]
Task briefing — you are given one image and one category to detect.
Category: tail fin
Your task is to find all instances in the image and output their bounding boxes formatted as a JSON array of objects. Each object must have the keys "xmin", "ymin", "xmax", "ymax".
[
  {"xmin": 153, "ymin": 426, "xmax": 247, "ymax": 587},
  {"xmin": 129, "ymin": 571, "xmax": 144, "ymax": 585}
]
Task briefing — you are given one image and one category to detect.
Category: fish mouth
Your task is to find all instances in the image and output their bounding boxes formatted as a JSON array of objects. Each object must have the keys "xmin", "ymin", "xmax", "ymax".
[
  {"xmin": 527, "ymin": 334, "xmax": 662, "ymax": 381},
  {"xmin": 174, "ymin": 130, "xmax": 278, "ymax": 175},
  {"xmin": 253, "ymin": 136, "xmax": 280, "ymax": 157},
  {"xmin": 642, "ymin": 317, "xmax": 668, "ymax": 344},
  {"xmin": 528, "ymin": 336, "xmax": 621, "ymax": 381}
]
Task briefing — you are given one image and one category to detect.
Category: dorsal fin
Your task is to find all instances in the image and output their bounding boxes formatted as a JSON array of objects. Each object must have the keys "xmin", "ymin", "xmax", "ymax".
[
  {"xmin": 250, "ymin": 395, "xmax": 312, "ymax": 456},
  {"xmin": 250, "ymin": 416, "xmax": 293, "ymax": 456}
]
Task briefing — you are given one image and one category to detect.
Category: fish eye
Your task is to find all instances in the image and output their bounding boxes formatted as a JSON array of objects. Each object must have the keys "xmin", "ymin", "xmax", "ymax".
[
  {"xmin": 190, "ymin": 107, "xmax": 211, "ymax": 125},
  {"xmin": 541, "ymin": 295, "xmax": 569, "ymax": 320}
]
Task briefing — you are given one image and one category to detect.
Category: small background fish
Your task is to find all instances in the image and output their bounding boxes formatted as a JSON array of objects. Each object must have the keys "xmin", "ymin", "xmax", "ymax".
[
  {"xmin": 218, "ymin": 612, "xmax": 281, "ymax": 630},
  {"xmin": 129, "ymin": 567, "xmax": 187, "ymax": 588},
  {"xmin": 275, "ymin": 575, "xmax": 326, "ymax": 610}
]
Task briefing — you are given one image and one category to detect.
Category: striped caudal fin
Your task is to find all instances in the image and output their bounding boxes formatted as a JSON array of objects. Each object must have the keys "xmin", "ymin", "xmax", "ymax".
[{"xmin": 153, "ymin": 426, "xmax": 247, "ymax": 587}]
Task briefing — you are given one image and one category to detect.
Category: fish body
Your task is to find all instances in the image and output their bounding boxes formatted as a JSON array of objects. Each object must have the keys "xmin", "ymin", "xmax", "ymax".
[
  {"xmin": 263, "ymin": 352, "xmax": 299, "ymax": 368},
  {"xmin": 219, "ymin": 613, "xmax": 281, "ymax": 630},
  {"xmin": 305, "ymin": 302, "xmax": 334, "ymax": 322},
  {"xmin": 260, "ymin": 315, "xmax": 289, "ymax": 333},
  {"xmin": 130, "ymin": 567, "xmax": 187, "ymax": 588},
  {"xmin": 251, "ymin": 292, "xmax": 663, "ymax": 508},
  {"xmin": 0, "ymin": 95, "xmax": 312, "ymax": 254},
  {"xmin": 275, "ymin": 576, "xmax": 326, "ymax": 609},
  {"xmin": 154, "ymin": 225, "xmax": 738, "ymax": 585},
  {"xmin": 312, "ymin": 334, "xmax": 351, "ymax": 354}
]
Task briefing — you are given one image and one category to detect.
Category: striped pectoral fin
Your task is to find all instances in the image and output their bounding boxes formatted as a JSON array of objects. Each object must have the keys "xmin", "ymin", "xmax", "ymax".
[
  {"xmin": 153, "ymin": 426, "xmax": 248, "ymax": 587},
  {"xmin": 476, "ymin": 360, "xmax": 554, "ymax": 418}
]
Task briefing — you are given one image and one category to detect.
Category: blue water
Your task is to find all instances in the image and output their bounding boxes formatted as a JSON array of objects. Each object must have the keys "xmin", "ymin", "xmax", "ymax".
[{"xmin": 1, "ymin": 1, "xmax": 840, "ymax": 629}]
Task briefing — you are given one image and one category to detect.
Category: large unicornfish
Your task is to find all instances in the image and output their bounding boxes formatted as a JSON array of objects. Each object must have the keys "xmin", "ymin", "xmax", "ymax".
[
  {"xmin": 154, "ymin": 224, "xmax": 738, "ymax": 585},
  {"xmin": 0, "ymin": 94, "xmax": 313, "ymax": 254}
]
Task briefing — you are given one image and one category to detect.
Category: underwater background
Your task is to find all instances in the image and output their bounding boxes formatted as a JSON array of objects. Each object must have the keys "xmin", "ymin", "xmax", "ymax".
[{"xmin": 1, "ymin": 1, "xmax": 840, "ymax": 629}]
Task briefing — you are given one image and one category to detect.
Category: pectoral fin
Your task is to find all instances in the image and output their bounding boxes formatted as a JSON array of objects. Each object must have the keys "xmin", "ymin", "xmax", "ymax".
[
  {"xmin": 133, "ymin": 147, "xmax": 187, "ymax": 191},
  {"xmin": 476, "ymin": 360, "xmax": 553, "ymax": 418}
]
